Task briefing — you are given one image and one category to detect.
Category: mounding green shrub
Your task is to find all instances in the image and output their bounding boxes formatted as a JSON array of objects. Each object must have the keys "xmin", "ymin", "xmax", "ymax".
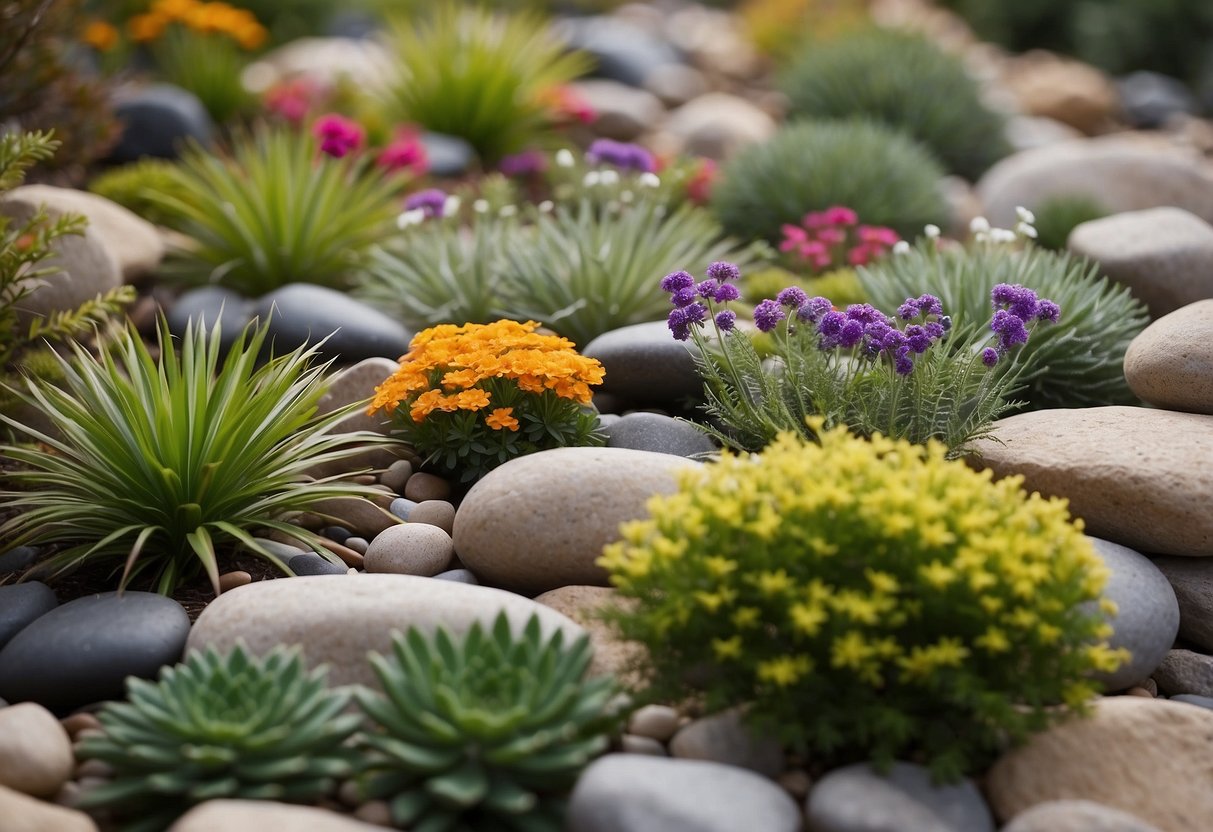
[
  {"xmin": 1032, "ymin": 194, "xmax": 1108, "ymax": 251},
  {"xmin": 0, "ymin": 318, "xmax": 393, "ymax": 595},
  {"xmin": 76, "ymin": 644, "xmax": 362, "ymax": 832},
  {"xmin": 711, "ymin": 120, "xmax": 948, "ymax": 244},
  {"xmin": 601, "ymin": 425, "xmax": 1127, "ymax": 780},
  {"xmin": 356, "ymin": 612, "xmax": 621, "ymax": 831},
  {"xmin": 779, "ymin": 28, "xmax": 1011, "ymax": 181},
  {"xmin": 88, "ymin": 158, "xmax": 192, "ymax": 228},
  {"xmin": 858, "ymin": 240, "xmax": 1149, "ymax": 410}
]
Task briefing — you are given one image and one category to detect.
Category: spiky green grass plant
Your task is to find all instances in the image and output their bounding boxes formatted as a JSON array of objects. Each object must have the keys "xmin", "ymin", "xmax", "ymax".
[
  {"xmin": 1032, "ymin": 194, "xmax": 1108, "ymax": 251},
  {"xmin": 76, "ymin": 645, "xmax": 362, "ymax": 832},
  {"xmin": 780, "ymin": 29, "xmax": 1011, "ymax": 180},
  {"xmin": 381, "ymin": 2, "xmax": 592, "ymax": 163},
  {"xmin": 155, "ymin": 128, "xmax": 403, "ymax": 295},
  {"xmin": 859, "ymin": 240, "xmax": 1149, "ymax": 410},
  {"xmin": 0, "ymin": 318, "xmax": 393, "ymax": 595},
  {"xmin": 356, "ymin": 612, "xmax": 621, "ymax": 832},
  {"xmin": 711, "ymin": 120, "xmax": 948, "ymax": 244}
]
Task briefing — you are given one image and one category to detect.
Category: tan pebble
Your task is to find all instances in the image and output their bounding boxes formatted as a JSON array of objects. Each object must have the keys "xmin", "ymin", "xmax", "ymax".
[
  {"xmin": 319, "ymin": 538, "xmax": 365, "ymax": 568},
  {"xmin": 353, "ymin": 800, "xmax": 394, "ymax": 825},
  {"xmin": 217, "ymin": 571, "xmax": 252, "ymax": 593},
  {"xmin": 620, "ymin": 734, "xmax": 667, "ymax": 756},
  {"xmin": 404, "ymin": 472, "xmax": 451, "ymax": 502},
  {"xmin": 351, "ymin": 474, "xmax": 378, "ymax": 485},
  {"xmin": 1141, "ymin": 677, "xmax": 1159, "ymax": 696},
  {"xmin": 627, "ymin": 704, "xmax": 681, "ymax": 741},
  {"xmin": 54, "ymin": 779, "xmax": 81, "ymax": 807},
  {"xmin": 1127, "ymin": 686, "xmax": 1154, "ymax": 698},
  {"xmin": 74, "ymin": 759, "xmax": 113, "ymax": 779},
  {"xmin": 0, "ymin": 782, "xmax": 97, "ymax": 831},
  {"xmin": 344, "ymin": 537, "xmax": 369, "ymax": 554},
  {"xmin": 380, "ymin": 459, "xmax": 413, "ymax": 495},
  {"xmin": 407, "ymin": 500, "xmax": 456, "ymax": 534},
  {"xmin": 365, "ymin": 524, "xmax": 453, "ymax": 577},
  {"xmin": 0, "ymin": 702, "xmax": 75, "ymax": 798},
  {"xmin": 60, "ymin": 713, "xmax": 101, "ymax": 740},
  {"xmin": 337, "ymin": 779, "xmax": 362, "ymax": 807},
  {"xmin": 777, "ymin": 769, "xmax": 813, "ymax": 800}
]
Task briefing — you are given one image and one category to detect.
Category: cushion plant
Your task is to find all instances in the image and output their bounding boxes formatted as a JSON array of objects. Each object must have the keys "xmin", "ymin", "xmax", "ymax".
[{"xmin": 0, "ymin": 317, "xmax": 394, "ymax": 595}]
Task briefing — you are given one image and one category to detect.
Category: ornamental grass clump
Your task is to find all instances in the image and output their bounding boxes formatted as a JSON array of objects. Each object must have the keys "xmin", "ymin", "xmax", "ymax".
[
  {"xmin": 665, "ymin": 261, "xmax": 1057, "ymax": 453},
  {"xmin": 601, "ymin": 425, "xmax": 1127, "ymax": 780},
  {"xmin": 76, "ymin": 645, "xmax": 361, "ymax": 832},
  {"xmin": 0, "ymin": 318, "xmax": 391, "ymax": 595},
  {"xmin": 369, "ymin": 319, "xmax": 605, "ymax": 482},
  {"xmin": 356, "ymin": 613, "xmax": 621, "ymax": 832}
]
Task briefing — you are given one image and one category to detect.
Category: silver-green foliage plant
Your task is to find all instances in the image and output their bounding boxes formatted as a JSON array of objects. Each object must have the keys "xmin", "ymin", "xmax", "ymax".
[
  {"xmin": 779, "ymin": 29, "xmax": 1011, "ymax": 180},
  {"xmin": 356, "ymin": 612, "xmax": 621, "ymax": 832},
  {"xmin": 0, "ymin": 318, "xmax": 392, "ymax": 595},
  {"xmin": 711, "ymin": 120, "xmax": 949, "ymax": 243},
  {"xmin": 76, "ymin": 645, "xmax": 362, "ymax": 832},
  {"xmin": 156, "ymin": 128, "xmax": 403, "ymax": 295},
  {"xmin": 859, "ymin": 239, "xmax": 1148, "ymax": 409}
]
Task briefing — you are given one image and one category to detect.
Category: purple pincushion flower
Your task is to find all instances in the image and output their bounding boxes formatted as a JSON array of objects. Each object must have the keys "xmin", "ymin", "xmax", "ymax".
[
  {"xmin": 586, "ymin": 139, "xmax": 655, "ymax": 173},
  {"xmin": 897, "ymin": 299, "xmax": 920, "ymax": 321},
  {"xmin": 916, "ymin": 294, "xmax": 943, "ymax": 317},
  {"xmin": 992, "ymin": 283, "xmax": 1040, "ymax": 321},
  {"xmin": 844, "ymin": 304, "xmax": 884, "ymax": 326},
  {"xmin": 796, "ymin": 296, "xmax": 833, "ymax": 324},
  {"xmin": 697, "ymin": 279, "xmax": 720, "ymax": 300},
  {"xmin": 671, "ymin": 287, "xmax": 697, "ymax": 307},
  {"xmin": 1037, "ymin": 299, "xmax": 1061, "ymax": 323},
  {"xmin": 837, "ymin": 319, "xmax": 865, "ymax": 348},
  {"xmin": 706, "ymin": 261, "xmax": 741, "ymax": 283},
  {"xmin": 905, "ymin": 324, "xmax": 932, "ymax": 354},
  {"xmin": 981, "ymin": 347, "xmax": 1000, "ymax": 367},
  {"xmin": 990, "ymin": 309, "xmax": 1029, "ymax": 349},
  {"xmin": 924, "ymin": 321, "xmax": 945, "ymax": 340},
  {"xmin": 753, "ymin": 299, "xmax": 786, "ymax": 332},
  {"xmin": 668, "ymin": 302, "xmax": 707, "ymax": 341},
  {"xmin": 893, "ymin": 347, "xmax": 914, "ymax": 376},
  {"xmin": 715, "ymin": 309, "xmax": 737, "ymax": 332},
  {"xmin": 498, "ymin": 149, "xmax": 548, "ymax": 177},
  {"xmin": 817, "ymin": 310, "xmax": 845, "ymax": 339},
  {"xmin": 660, "ymin": 270, "xmax": 695, "ymax": 292},
  {"xmin": 713, "ymin": 283, "xmax": 741, "ymax": 303},
  {"xmin": 776, "ymin": 286, "xmax": 809, "ymax": 309},
  {"xmin": 404, "ymin": 188, "xmax": 449, "ymax": 218}
]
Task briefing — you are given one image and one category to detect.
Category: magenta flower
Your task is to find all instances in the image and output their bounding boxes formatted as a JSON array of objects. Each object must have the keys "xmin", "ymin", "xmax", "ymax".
[
  {"xmin": 312, "ymin": 113, "xmax": 364, "ymax": 159},
  {"xmin": 377, "ymin": 129, "xmax": 428, "ymax": 175},
  {"xmin": 824, "ymin": 205, "xmax": 859, "ymax": 226},
  {"xmin": 499, "ymin": 149, "xmax": 548, "ymax": 178}
]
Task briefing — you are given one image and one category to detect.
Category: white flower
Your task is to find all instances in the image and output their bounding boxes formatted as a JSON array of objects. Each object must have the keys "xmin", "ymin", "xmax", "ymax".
[
  {"xmin": 396, "ymin": 208, "xmax": 425, "ymax": 229},
  {"xmin": 443, "ymin": 196, "xmax": 461, "ymax": 218},
  {"xmin": 990, "ymin": 227, "xmax": 1018, "ymax": 244},
  {"xmin": 638, "ymin": 172, "xmax": 661, "ymax": 188},
  {"xmin": 600, "ymin": 169, "xmax": 619, "ymax": 186},
  {"xmin": 499, "ymin": 204, "xmax": 518, "ymax": 218},
  {"xmin": 1015, "ymin": 206, "xmax": 1036, "ymax": 225},
  {"xmin": 969, "ymin": 216, "xmax": 991, "ymax": 234},
  {"xmin": 555, "ymin": 148, "xmax": 575, "ymax": 168},
  {"xmin": 893, "ymin": 240, "xmax": 911, "ymax": 255},
  {"xmin": 924, "ymin": 224, "xmax": 941, "ymax": 239},
  {"xmin": 473, "ymin": 199, "xmax": 489, "ymax": 214},
  {"xmin": 538, "ymin": 200, "xmax": 554, "ymax": 213},
  {"xmin": 1015, "ymin": 222, "xmax": 1039, "ymax": 239},
  {"xmin": 583, "ymin": 171, "xmax": 602, "ymax": 187},
  {"xmin": 620, "ymin": 189, "xmax": 634, "ymax": 203}
]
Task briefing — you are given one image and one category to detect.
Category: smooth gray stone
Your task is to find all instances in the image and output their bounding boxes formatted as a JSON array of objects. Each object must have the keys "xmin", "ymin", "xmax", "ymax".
[
  {"xmin": 420, "ymin": 132, "xmax": 475, "ymax": 177},
  {"xmin": 253, "ymin": 283, "xmax": 412, "ymax": 364},
  {"xmin": 109, "ymin": 83, "xmax": 214, "ymax": 162},
  {"xmin": 1117, "ymin": 71, "xmax": 1198, "ymax": 129},
  {"xmin": 567, "ymin": 754, "xmax": 801, "ymax": 832},
  {"xmin": 389, "ymin": 498, "xmax": 417, "ymax": 521},
  {"xmin": 0, "ymin": 546, "xmax": 41, "ymax": 577},
  {"xmin": 605, "ymin": 412, "xmax": 716, "ymax": 458},
  {"xmin": 806, "ymin": 761, "xmax": 994, "ymax": 832},
  {"xmin": 1152, "ymin": 556, "xmax": 1213, "ymax": 653},
  {"xmin": 1153, "ymin": 649, "xmax": 1213, "ymax": 697},
  {"xmin": 288, "ymin": 553, "xmax": 347, "ymax": 576},
  {"xmin": 167, "ymin": 286, "xmax": 254, "ymax": 349},
  {"xmin": 1170, "ymin": 693, "xmax": 1213, "ymax": 711},
  {"xmin": 556, "ymin": 17, "xmax": 682, "ymax": 88},
  {"xmin": 0, "ymin": 583, "xmax": 57, "ymax": 650},
  {"xmin": 583, "ymin": 321, "xmax": 703, "ymax": 408},
  {"xmin": 433, "ymin": 569, "xmax": 478, "ymax": 585}
]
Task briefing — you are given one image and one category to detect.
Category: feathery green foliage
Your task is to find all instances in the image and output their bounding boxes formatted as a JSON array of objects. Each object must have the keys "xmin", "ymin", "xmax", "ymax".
[
  {"xmin": 76, "ymin": 645, "xmax": 362, "ymax": 832},
  {"xmin": 381, "ymin": 2, "xmax": 592, "ymax": 163},
  {"xmin": 154, "ymin": 128, "xmax": 403, "ymax": 295},
  {"xmin": 711, "ymin": 120, "xmax": 948, "ymax": 243},
  {"xmin": 1033, "ymin": 194, "xmax": 1108, "ymax": 251},
  {"xmin": 357, "ymin": 612, "xmax": 621, "ymax": 832},
  {"xmin": 0, "ymin": 318, "xmax": 395, "ymax": 595},
  {"xmin": 780, "ymin": 29, "xmax": 1010, "ymax": 180},
  {"xmin": 859, "ymin": 241, "xmax": 1148, "ymax": 409}
]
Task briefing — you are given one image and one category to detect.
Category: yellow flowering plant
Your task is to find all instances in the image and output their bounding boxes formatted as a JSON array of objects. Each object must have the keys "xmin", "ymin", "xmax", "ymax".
[
  {"xmin": 369, "ymin": 320, "xmax": 606, "ymax": 482},
  {"xmin": 600, "ymin": 424, "xmax": 1127, "ymax": 780}
]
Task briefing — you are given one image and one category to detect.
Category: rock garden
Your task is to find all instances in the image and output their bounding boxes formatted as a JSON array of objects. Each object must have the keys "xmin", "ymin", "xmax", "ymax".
[{"xmin": 3, "ymin": 0, "xmax": 1213, "ymax": 830}]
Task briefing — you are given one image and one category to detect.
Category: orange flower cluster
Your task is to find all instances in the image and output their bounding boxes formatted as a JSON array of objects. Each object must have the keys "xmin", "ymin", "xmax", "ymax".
[
  {"xmin": 128, "ymin": 0, "xmax": 267, "ymax": 49},
  {"xmin": 82, "ymin": 21, "xmax": 120, "ymax": 52},
  {"xmin": 369, "ymin": 320, "xmax": 605, "ymax": 431}
]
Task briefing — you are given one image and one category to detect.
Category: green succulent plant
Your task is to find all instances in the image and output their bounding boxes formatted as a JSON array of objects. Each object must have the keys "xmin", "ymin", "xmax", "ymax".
[
  {"xmin": 75, "ymin": 644, "xmax": 362, "ymax": 832},
  {"xmin": 0, "ymin": 317, "xmax": 394, "ymax": 595},
  {"xmin": 858, "ymin": 240, "xmax": 1149, "ymax": 410},
  {"xmin": 154, "ymin": 127, "xmax": 404, "ymax": 295},
  {"xmin": 780, "ymin": 29, "xmax": 1011, "ymax": 181},
  {"xmin": 356, "ymin": 612, "xmax": 621, "ymax": 832},
  {"xmin": 711, "ymin": 120, "xmax": 948, "ymax": 244}
]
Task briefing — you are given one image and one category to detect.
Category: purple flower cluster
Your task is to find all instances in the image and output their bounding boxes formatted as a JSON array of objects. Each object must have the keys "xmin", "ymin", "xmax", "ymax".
[
  {"xmin": 807, "ymin": 295, "xmax": 948, "ymax": 376},
  {"xmin": 985, "ymin": 283, "xmax": 1060, "ymax": 364},
  {"xmin": 498, "ymin": 149, "xmax": 548, "ymax": 178},
  {"xmin": 662, "ymin": 261, "xmax": 743, "ymax": 341},
  {"xmin": 404, "ymin": 188, "xmax": 449, "ymax": 219},
  {"xmin": 585, "ymin": 139, "xmax": 656, "ymax": 173}
]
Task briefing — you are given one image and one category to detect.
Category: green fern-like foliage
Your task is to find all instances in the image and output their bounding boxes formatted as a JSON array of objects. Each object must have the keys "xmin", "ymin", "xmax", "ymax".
[
  {"xmin": 380, "ymin": 2, "xmax": 592, "ymax": 164},
  {"xmin": 859, "ymin": 241, "xmax": 1149, "ymax": 410},
  {"xmin": 89, "ymin": 159, "xmax": 190, "ymax": 228},
  {"xmin": 75, "ymin": 645, "xmax": 362, "ymax": 832},
  {"xmin": 711, "ymin": 120, "xmax": 948, "ymax": 244},
  {"xmin": 154, "ymin": 127, "xmax": 404, "ymax": 295},
  {"xmin": 356, "ymin": 612, "xmax": 621, "ymax": 832},
  {"xmin": 1033, "ymin": 194, "xmax": 1108, "ymax": 251},
  {"xmin": 779, "ymin": 29, "xmax": 1011, "ymax": 181}
]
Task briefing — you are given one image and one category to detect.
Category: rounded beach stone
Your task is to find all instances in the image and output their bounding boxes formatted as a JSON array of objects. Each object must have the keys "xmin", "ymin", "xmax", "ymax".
[
  {"xmin": 582, "ymin": 321, "xmax": 704, "ymax": 409},
  {"xmin": 0, "ymin": 703, "xmax": 74, "ymax": 798},
  {"xmin": 1087, "ymin": 538, "xmax": 1179, "ymax": 691},
  {"xmin": 0, "ymin": 583, "xmax": 57, "ymax": 650},
  {"xmin": 0, "ymin": 592, "xmax": 190, "ymax": 714},
  {"xmin": 533, "ymin": 585, "xmax": 644, "ymax": 683},
  {"xmin": 252, "ymin": 283, "xmax": 412, "ymax": 364},
  {"xmin": 186, "ymin": 575, "xmax": 584, "ymax": 690},
  {"xmin": 1124, "ymin": 299, "xmax": 1213, "ymax": 414},
  {"xmin": 454, "ymin": 446, "xmax": 697, "ymax": 594},
  {"xmin": 434, "ymin": 569, "xmax": 479, "ymax": 585},
  {"xmin": 567, "ymin": 754, "xmax": 801, "ymax": 832},
  {"xmin": 388, "ymin": 497, "xmax": 417, "ymax": 521},
  {"xmin": 0, "ymin": 783, "xmax": 98, "ymax": 832},
  {"xmin": 380, "ymin": 459, "xmax": 413, "ymax": 494},
  {"xmin": 806, "ymin": 761, "xmax": 994, "ymax": 832},
  {"xmin": 1003, "ymin": 799, "xmax": 1164, "ymax": 832},
  {"xmin": 407, "ymin": 500, "xmax": 455, "ymax": 533},
  {"xmin": 1151, "ymin": 556, "xmax": 1213, "ymax": 652},
  {"xmin": 628, "ymin": 704, "xmax": 681, "ymax": 742},
  {"xmin": 986, "ymin": 696, "xmax": 1213, "ymax": 829},
  {"xmin": 620, "ymin": 735, "xmax": 666, "ymax": 756},
  {"xmin": 1152, "ymin": 649, "xmax": 1213, "ymax": 697},
  {"xmin": 217, "ymin": 571, "xmax": 252, "ymax": 593},
  {"xmin": 168, "ymin": 800, "xmax": 386, "ymax": 831},
  {"xmin": 970, "ymin": 407, "xmax": 1213, "ymax": 556},
  {"xmin": 403, "ymin": 472, "xmax": 450, "ymax": 502},
  {"xmin": 307, "ymin": 497, "xmax": 398, "ymax": 539},
  {"xmin": 604, "ymin": 412, "xmax": 716, "ymax": 458},
  {"xmin": 365, "ymin": 523, "xmax": 454, "ymax": 577},
  {"xmin": 668, "ymin": 709, "xmax": 784, "ymax": 778},
  {"xmin": 288, "ymin": 553, "xmax": 347, "ymax": 576}
]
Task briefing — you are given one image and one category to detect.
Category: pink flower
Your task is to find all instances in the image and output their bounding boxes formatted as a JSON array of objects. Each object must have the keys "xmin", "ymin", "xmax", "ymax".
[
  {"xmin": 803, "ymin": 210, "xmax": 829, "ymax": 229},
  {"xmin": 264, "ymin": 78, "xmax": 324, "ymax": 125},
  {"xmin": 313, "ymin": 113, "xmax": 364, "ymax": 159},
  {"xmin": 377, "ymin": 128, "xmax": 428, "ymax": 175},
  {"xmin": 815, "ymin": 227, "xmax": 846, "ymax": 246},
  {"xmin": 540, "ymin": 85, "xmax": 597, "ymax": 124},
  {"xmin": 780, "ymin": 224, "xmax": 808, "ymax": 252},
  {"xmin": 858, "ymin": 225, "xmax": 900, "ymax": 246},
  {"xmin": 824, "ymin": 205, "xmax": 859, "ymax": 227},
  {"xmin": 686, "ymin": 158, "xmax": 717, "ymax": 206}
]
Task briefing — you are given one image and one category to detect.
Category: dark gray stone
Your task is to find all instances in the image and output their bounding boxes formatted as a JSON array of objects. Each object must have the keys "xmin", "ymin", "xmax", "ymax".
[
  {"xmin": 0, "ymin": 583, "xmax": 57, "ymax": 650},
  {"xmin": 421, "ymin": 132, "xmax": 476, "ymax": 177},
  {"xmin": 568, "ymin": 754, "xmax": 801, "ymax": 832},
  {"xmin": 0, "ymin": 592, "xmax": 190, "ymax": 714},
  {"xmin": 434, "ymin": 569, "xmax": 479, "ymax": 585},
  {"xmin": 1153, "ymin": 649, "xmax": 1213, "ymax": 697},
  {"xmin": 556, "ymin": 18, "xmax": 682, "ymax": 88},
  {"xmin": 1171, "ymin": 693, "xmax": 1213, "ymax": 711},
  {"xmin": 254, "ymin": 283, "xmax": 412, "ymax": 364},
  {"xmin": 288, "ymin": 552, "xmax": 348, "ymax": 576},
  {"xmin": 806, "ymin": 761, "xmax": 994, "ymax": 832},
  {"xmin": 605, "ymin": 412, "xmax": 716, "ymax": 458},
  {"xmin": 583, "ymin": 321, "xmax": 703, "ymax": 408},
  {"xmin": 0, "ymin": 546, "xmax": 41, "ymax": 577},
  {"xmin": 1086, "ymin": 537, "xmax": 1180, "ymax": 691},
  {"xmin": 108, "ymin": 83, "xmax": 215, "ymax": 163},
  {"xmin": 1117, "ymin": 72, "xmax": 1198, "ymax": 129},
  {"xmin": 1152, "ymin": 556, "xmax": 1213, "ymax": 652},
  {"xmin": 320, "ymin": 526, "xmax": 353, "ymax": 544},
  {"xmin": 167, "ymin": 286, "xmax": 254, "ymax": 349}
]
